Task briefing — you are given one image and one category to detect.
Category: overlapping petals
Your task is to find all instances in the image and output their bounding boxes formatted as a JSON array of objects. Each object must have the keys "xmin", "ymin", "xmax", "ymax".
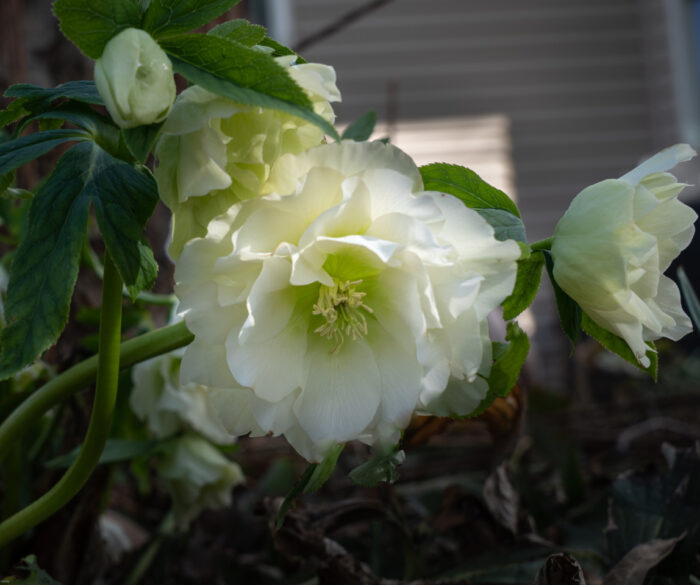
[
  {"xmin": 175, "ymin": 141, "xmax": 520, "ymax": 461},
  {"xmin": 552, "ymin": 144, "xmax": 697, "ymax": 366},
  {"xmin": 155, "ymin": 54, "xmax": 340, "ymax": 257}
]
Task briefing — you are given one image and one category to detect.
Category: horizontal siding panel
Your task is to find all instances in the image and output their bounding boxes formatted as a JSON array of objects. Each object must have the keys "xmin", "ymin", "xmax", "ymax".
[{"xmin": 289, "ymin": 0, "xmax": 674, "ymax": 387}]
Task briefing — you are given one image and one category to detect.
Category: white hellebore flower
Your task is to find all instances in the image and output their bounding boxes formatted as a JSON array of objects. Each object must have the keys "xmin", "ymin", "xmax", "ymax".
[
  {"xmin": 175, "ymin": 141, "xmax": 521, "ymax": 462},
  {"xmin": 155, "ymin": 54, "xmax": 340, "ymax": 257},
  {"xmin": 157, "ymin": 434, "xmax": 244, "ymax": 527},
  {"xmin": 94, "ymin": 28, "xmax": 176, "ymax": 129},
  {"xmin": 130, "ymin": 348, "xmax": 234, "ymax": 445},
  {"xmin": 551, "ymin": 144, "xmax": 697, "ymax": 367}
]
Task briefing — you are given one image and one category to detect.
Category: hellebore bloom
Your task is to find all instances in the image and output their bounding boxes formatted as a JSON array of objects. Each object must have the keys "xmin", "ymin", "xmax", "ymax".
[
  {"xmin": 94, "ymin": 28, "xmax": 176, "ymax": 129},
  {"xmin": 175, "ymin": 141, "xmax": 520, "ymax": 461},
  {"xmin": 155, "ymin": 54, "xmax": 340, "ymax": 257},
  {"xmin": 551, "ymin": 144, "xmax": 697, "ymax": 366},
  {"xmin": 130, "ymin": 348, "xmax": 234, "ymax": 445},
  {"xmin": 157, "ymin": 434, "xmax": 244, "ymax": 527}
]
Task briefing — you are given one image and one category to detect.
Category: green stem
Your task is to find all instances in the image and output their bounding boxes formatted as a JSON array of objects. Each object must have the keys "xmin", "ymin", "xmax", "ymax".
[
  {"xmin": 0, "ymin": 254, "xmax": 123, "ymax": 547},
  {"xmin": 0, "ymin": 321, "xmax": 193, "ymax": 467},
  {"xmin": 122, "ymin": 511, "xmax": 175, "ymax": 585},
  {"xmin": 530, "ymin": 237, "xmax": 553, "ymax": 251}
]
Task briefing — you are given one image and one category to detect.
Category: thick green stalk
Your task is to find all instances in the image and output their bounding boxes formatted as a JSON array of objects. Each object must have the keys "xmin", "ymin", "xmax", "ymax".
[
  {"xmin": 530, "ymin": 237, "xmax": 553, "ymax": 251},
  {"xmin": 0, "ymin": 254, "xmax": 124, "ymax": 547},
  {"xmin": 0, "ymin": 321, "xmax": 193, "ymax": 466}
]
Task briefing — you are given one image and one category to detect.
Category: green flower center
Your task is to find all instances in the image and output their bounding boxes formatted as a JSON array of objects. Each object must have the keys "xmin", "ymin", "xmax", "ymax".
[{"xmin": 312, "ymin": 279, "xmax": 373, "ymax": 353}]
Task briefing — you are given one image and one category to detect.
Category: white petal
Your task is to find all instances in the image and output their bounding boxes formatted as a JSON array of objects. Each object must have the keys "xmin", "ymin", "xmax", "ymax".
[
  {"xmin": 619, "ymin": 144, "xmax": 696, "ymax": 185},
  {"xmin": 294, "ymin": 336, "xmax": 381, "ymax": 443}
]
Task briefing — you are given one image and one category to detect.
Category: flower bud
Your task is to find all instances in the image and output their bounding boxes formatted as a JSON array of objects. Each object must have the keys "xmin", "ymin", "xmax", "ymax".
[
  {"xmin": 130, "ymin": 348, "xmax": 235, "ymax": 445},
  {"xmin": 551, "ymin": 144, "xmax": 697, "ymax": 366},
  {"xmin": 94, "ymin": 28, "xmax": 176, "ymax": 129},
  {"xmin": 157, "ymin": 434, "xmax": 244, "ymax": 527}
]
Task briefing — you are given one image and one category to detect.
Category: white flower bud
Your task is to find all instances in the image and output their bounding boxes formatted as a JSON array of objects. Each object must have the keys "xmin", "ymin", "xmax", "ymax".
[
  {"xmin": 551, "ymin": 144, "xmax": 697, "ymax": 366},
  {"xmin": 157, "ymin": 434, "xmax": 244, "ymax": 527},
  {"xmin": 94, "ymin": 28, "xmax": 176, "ymax": 129}
]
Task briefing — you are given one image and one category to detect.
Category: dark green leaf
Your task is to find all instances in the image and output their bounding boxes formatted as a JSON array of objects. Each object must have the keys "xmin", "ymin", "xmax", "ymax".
[
  {"xmin": 258, "ymin": 37, "xmax": 306, "ymax": 63},
  {"xmin": 0, "ymin": 99, "xmax": 30, "ymax": 129},
  {"xmin": 162, "ymin": 34, "xmax": 338, "ymax": 139},
  {"xmin": 90, "ymin": 156, "xmax": 159, "ymax": 299},
  {"xmin": 304, "ymin": 443, "xmax": 344, "ymax": 494},
  {"xmin": 0, "ymin": 129, "xmax": 89, "ymax": 176},
  {"xmin": 581, "ymin": 313, "xmax": 657, "ymax": 380},
  {"xmin": 342, "ymin": 110, "xmax": 377, "ymax": 142},
  {"xmin": 275, "ymin": 462, "xmax": 317, "ymax": 530},
  {"xmin": 420, "ymin": 163, "xmax": 520, "ymax": 217},
  {"xmin": 5, "ymin": 81, "xmax": 103, "ymax": 106},
  {"xmin": 38, "ymin": 118, "xmax": 65, "ymax": 132},
  {"xmin": 0, "ymin": 170, "xmax": 15, "ymax": 196},
  {"xmin": 1, "ymin": 188, "xmax": 33, "ymax": 201},
  {"xmin": 475, "ymin": 208, "xmax": 527, "ymax": 243},
  {"xmin": 122, "ymin": 121, "xmax": 163, "ymax": 162},
  {"xmin": 0, "ymin": 141, "xmax": 158, "ymax": 379},
  {"xmin": 543, "ymin": 250, "xmax": 581, "ymax": 346},
  {"xmin": 275, "ymin": 444, "xmax": 344, "ymax": 529},
  {"xmin": 0, "ymin": 146, "xmax": 92, "ymax": 379},
  {"xmin": 502, "ymin": 250, "xmax": 544, "ymax": 320},
  {"xmin": 607, "ymin": 444, "xmax": 700, "ymax": 578},
  {"xmin": 53, "ymin": 0, "xmax": 143, "ymax": 59},
  {"xmin": 44, "ymin": 438, "xmax": 161, "ymax": 469},
  {"xmin": 677, "ymin": 266, "xmax": 699, "ymax": 334},
  {"xmin": 471, "ymin": 321, "xmax": 529, "ymax": 417},
  {"xmin": 348, "ymin": 448, "xmax": 405, "ymax": 487},
  {"xmin": 208, "ymin": 19, "xmax": 266, "ymax": 46},
  {"xmin": 143, "ymin": 0, "xmax": 242, "ymax": 39},
  {"xmin": 17, "ymin": 555, "xmax": 63, "ymax": 585},
  {"xmin": 17, "ymin": 103, "xmax": 116, "ymax": 138}
]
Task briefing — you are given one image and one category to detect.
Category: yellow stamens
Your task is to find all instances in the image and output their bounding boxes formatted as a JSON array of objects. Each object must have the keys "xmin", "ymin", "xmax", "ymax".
[{"xmin": 312, "ymin": 279, "xmax": 373, "ymax": 353}]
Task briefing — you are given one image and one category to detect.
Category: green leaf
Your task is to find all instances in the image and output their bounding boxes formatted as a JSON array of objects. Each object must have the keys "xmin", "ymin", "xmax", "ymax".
[
  {"xmin": 420, "ymin": 163, "xmax": 520, "ymax": 217},
  {"xmin": 143, "ymin": 0, "xmax": 242, "ymax": 39},
  {"xmin": 258, "ymin": 37, "xmax": 306, "ymax": 63},
  {"xmin": 275, "ymin": 463, "xmax": 316, "ymax": 530},
  {"xmin": 543, "ymin": 250, "xmax": 582, "ymax": 346},
  {"xmin": 208, "ymin": 19, "xmax": 266, "ymax": 46},
  {"xmin": 161, "ymin": 34, "xmax": 339, "ymax": 140},
  {"xmin": 304, "ymin": 443, "xmax": 344, "ymax": 494},
  {"xmin": 53, "ymin": 0, "xmax": 143, "ymax": 59},
  {"xmin": 16, "ymin": 102, "xmax": 116, "ymax": 138},
  {"xmin": 16, "ymin": 555, "xmax": 63, "ymax": 585},
  {"xmin": 342, "ymin": 110, "xmax": 377, "ymax": 142},
  {"xmin": 471, "ymin": 321, "xmax": 529, "ymax": 417},
  {"xmin": 607, "ymin": 445, "xmax": 700, "ymax": 575},
  {"xmin": 275, "ymin": 444, "xmax": 344, "ymax": 529},
  {"xmin": 502, "ymin": 250, "xmax": 544, "ymax": 320},
  {"xmin": 581, "ymin": 313, "xmax": 658, "ymax": 380},
  {"xmin": 0, "ymin": 141, "xmax": 158, "ymax": 379},
  {"xmin": 2, "ymin": 81, "xmax": 104, "ymax": 135},
  {"xmin": 0, "ymin": 99, "xmax": 30, "ymax": 129},
  {"xmin": 122, "ymin": 121, "xmax": 163, "ymax": 162},
  {"xmin": 44, "ymin": 438, "xmax": 161, "ymax": 469},
  {"xmin": 348, "ymin": 448, "xmax": 405, "ymax": 487},
  {"xmin": 677, "ymin": 266, "xmax": 700, "ymax": 334},
  {"xmin": 0, "ymin": 129, "xmax": 89, "ymax": 177},
  {"xmin": 5, "ymin": 81, "xmax": 103, "ymax": 106},
  {"xmin": 475, "ymin": 208, "xmax": 527, "ymax": 243},
  {"xmin": 0, "ymin": 170, "xmax": 15, "ymax": 196}
]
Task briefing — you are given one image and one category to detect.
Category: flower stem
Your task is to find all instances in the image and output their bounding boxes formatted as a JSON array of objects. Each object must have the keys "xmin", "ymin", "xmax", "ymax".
[
  {"xmin": 0, "ymin": 254, "xmax": 124, "ymax": 548},
  {"xmin": 0, "ymin": 322, "xmax": 193, "ymax": 469},
  {"xmin": 530, "ymin": 237, "xmax": 553, "ymax": 251}
]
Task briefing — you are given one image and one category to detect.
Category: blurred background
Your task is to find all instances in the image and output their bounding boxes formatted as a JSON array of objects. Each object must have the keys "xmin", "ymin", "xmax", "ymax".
[{"xmin": 3, "ymin": 0, "xmax": 698, "ymax": 390}]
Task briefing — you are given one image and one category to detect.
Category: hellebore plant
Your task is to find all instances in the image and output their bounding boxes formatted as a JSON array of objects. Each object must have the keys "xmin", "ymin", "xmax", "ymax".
[{"xmin": 0, "ymin": 0, "xmax": 695, "ymax": 552}]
